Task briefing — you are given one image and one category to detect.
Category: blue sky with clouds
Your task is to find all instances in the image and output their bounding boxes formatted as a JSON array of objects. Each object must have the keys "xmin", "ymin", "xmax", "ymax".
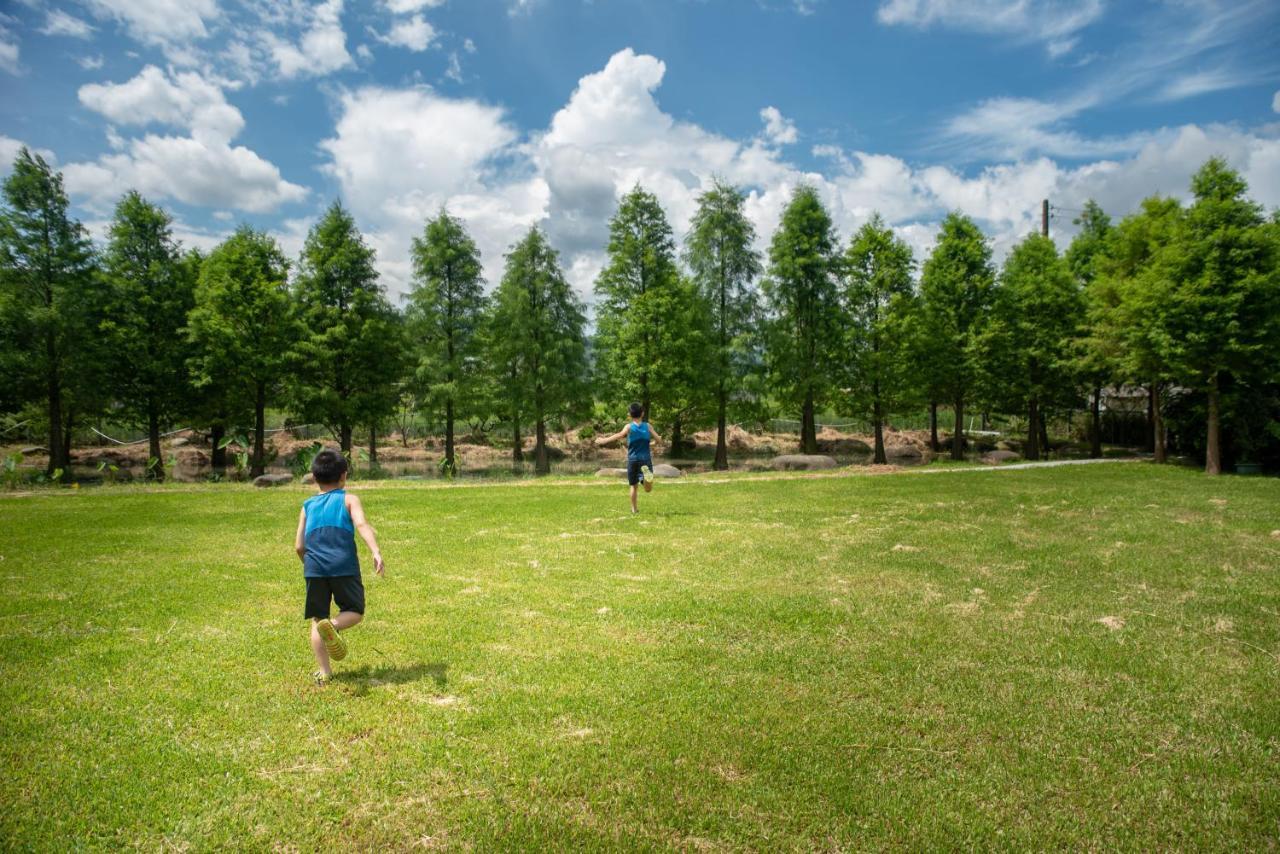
[{"xmin": 1, "ymin": 0, "xmax": 1278, "ymax": 301}]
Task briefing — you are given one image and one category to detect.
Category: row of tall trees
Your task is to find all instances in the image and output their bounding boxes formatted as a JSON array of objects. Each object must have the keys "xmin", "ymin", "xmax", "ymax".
[{"xmin": 3, "ymin": 147, "xmax": 1277, "ymax": 479}]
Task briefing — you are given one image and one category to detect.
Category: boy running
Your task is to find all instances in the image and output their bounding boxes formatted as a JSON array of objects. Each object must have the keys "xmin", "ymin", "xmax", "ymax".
[
  {"xmin": 596, "ymin": 402, "xmax": 663, "ymax": 514},
  {"xmin": 294, "ymin": 449, "xmax": 385, "ymax": 685}
]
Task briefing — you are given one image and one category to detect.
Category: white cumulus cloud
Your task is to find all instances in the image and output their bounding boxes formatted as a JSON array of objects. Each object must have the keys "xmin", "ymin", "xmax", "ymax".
[
  {"xmin": 377, "ymin": 14, "xmax": 435, "ymax": 52},
  {"xmin": 265, "ymin": 0, "xmax": 353, "ymax": 79},
  {"xmin": 82, "ymin": 0, "xmax": 218, "ymax": 50},
  {"xmin": 79, "ymin": 66, "xmax": 244, "ymax": 142},
  {"xmin": 759, "ymin": 106, "xmax": 798, "ymax": 145},
  {"xmin": 40, "ymin": 9, "xmax": 96, "ymax": 39},
  {"xmin": 67, "ymin": 67, "xmax": 305, "ymax": 214}
]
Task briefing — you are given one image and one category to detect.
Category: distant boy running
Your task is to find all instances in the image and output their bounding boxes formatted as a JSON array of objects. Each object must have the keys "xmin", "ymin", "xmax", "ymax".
[
  {"xmin": 294, "ymin": 449, "xmax": 385, "ymax": 685},
  {"xmin": 596, "ymin": 402, "xmax": 663, "ymax": 514}
]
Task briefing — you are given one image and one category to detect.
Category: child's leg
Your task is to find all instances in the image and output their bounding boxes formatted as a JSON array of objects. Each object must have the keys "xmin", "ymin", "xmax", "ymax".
[
  {"xmin": 630, "ymin": 484, "xmax": 639, "ymax": 513},
  {"xmin": 311, "ymin": 619, "xmax": 331, "ymax": 675},
  {"xmin": 332, "ymin": 611, "xmax": 362, "ymax": 630}
]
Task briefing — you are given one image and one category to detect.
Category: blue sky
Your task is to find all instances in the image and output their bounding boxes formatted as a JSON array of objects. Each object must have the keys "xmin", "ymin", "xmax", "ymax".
[{"xmin": 1, "ymin": 0, "xmax": 1278, "ymax": 301}]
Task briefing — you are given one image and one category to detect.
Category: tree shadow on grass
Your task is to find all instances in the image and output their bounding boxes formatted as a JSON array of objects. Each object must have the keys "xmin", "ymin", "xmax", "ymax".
[{"xmin": 334, "ymin": 661, "xmax": 448, "ymax": 697}]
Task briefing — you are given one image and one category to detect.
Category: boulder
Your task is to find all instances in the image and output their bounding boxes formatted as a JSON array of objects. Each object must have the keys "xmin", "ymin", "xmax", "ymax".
[
  {"xmin": 651, "ymin": 463, "xmax": 683, "ymax": 478},
  {"xmin": 816, "ymin": 437, "xmax": 873, "ymax": 455},
  {"xmin": 302, "ymin": 472, "xmax": 315, "ymax": 485},
  {"xmin": 595, "ymin": 468, "xmax": 628, "ymax": 478},
  {"xmin": 170, "ymin": 437, "xmax": 189, "ymax": 447},
  {"xmin": 19, "ymin": 446, "xmax": 48, "ymax": 456},
  {"xmin": 982, "ymin": 450, "xmax": 1020, "ymax": 464},
  {"xmin": 771, "ymin": 454, "xmax": 839, "ymax": 471},
  {"xmin": 885, "ymin": 444, "xmax": 923, "ymax": 460},
  {"xmin": 253, "ymin": 473, "xmax": 293, "ymax": 487}
]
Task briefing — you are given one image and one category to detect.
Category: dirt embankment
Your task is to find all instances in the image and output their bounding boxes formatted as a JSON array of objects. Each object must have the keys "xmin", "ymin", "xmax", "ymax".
[{"xmin": 6, "ymin": 423, "xmax": 943, "ymax": 478}]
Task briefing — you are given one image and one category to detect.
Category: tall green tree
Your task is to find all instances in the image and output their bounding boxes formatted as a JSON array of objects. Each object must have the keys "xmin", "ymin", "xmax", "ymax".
[
  {"xmin": 1150, "ymin": 158, "xmax": 1280, "ymax": 474},
  {"xmin": 490, "ymin": 227, "xmax": 589, "ymax": 474},
  {"xmin": 100, "ymin": 191, "xmax": 194, "ymax": 481},
  {"xmin": 918, "ymin": 212, "xmax": 995, "ymax": 460},
  {"xmin": 290, "ymin": 201, "xmax": 395, "ymax": 456},
  {"xmin": 593, "ymin": 185, "xmax": 682, "ymax": 427},
  {"xmin": 0, "ymin": 148, "xmax": 97, "ymax": 479},
  {"xmin": 989, "ymin": 232, "xmax": 1084, "ymax": 460},
  {"xmin": 684, "ymin": 179, "xmax": 762, "ymax": 470},
  {"xmin": 1096, "ymin": 196, "xmax": 1183, "ymax": 463},
  {"xmin": 406, "ymin": 210, "xmax": 486, "ymax": 475},
  {"xmin": 188, "ymin": 226, "xmax": 294, "ymax": 477},
  {"xmin": 359, "ymin": 303, "xmax": 409, "ymax": 468},
  {"xmin": 839, "ymin": 214, "xmax": 916, "ymax": 464},
  {"xmin": 1066, "ymin": 200, "xmax": 1114, "ymax": 458},
  {"xmin": 761, "ymin": 186, "xmax": 841, "ymax": 454}
]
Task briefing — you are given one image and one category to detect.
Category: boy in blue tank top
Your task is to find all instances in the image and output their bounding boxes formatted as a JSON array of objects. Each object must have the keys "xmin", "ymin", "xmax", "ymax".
[
  {"xmin": 293, "ymin": 449, "xmax": 385, "ymax": 685},
  {"xmin": 596, "ymin": 402, "xmax": 664, "ymax": 514}
]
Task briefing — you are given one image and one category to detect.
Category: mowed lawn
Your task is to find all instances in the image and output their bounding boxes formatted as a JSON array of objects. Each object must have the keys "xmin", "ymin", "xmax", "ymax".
[{"xmin": 1, "ymin": 464, "xmax": 1278, "ymax": 850}]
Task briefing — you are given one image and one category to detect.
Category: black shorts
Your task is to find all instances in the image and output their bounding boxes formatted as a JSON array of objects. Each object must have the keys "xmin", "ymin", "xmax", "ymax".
[
  {"xmin": 304, "ymin": 575, "xmax": 365, "ymax": 620},
  {"xmin": 627, "ymin": 459, "xmax": 652, "ymax": 486}
]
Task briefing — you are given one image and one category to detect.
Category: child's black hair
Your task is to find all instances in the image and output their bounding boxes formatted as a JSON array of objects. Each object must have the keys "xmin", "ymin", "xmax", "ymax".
[
  {"xmin": 628, "ymin": 402, "xmax": 644, "ymax": 419},
  {"xmin": 311, "ymin": 448, "xmax": 349, "ymax": 485}
]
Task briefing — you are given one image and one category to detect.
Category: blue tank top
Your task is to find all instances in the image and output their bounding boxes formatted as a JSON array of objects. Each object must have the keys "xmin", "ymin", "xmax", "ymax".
[
  {"xmin": 302, "ymin": 489, "xmax": 360, "ymax": 578},
  {"xmin": 627, "ymin": 422, "xmax": 652, "ymax": 462}
]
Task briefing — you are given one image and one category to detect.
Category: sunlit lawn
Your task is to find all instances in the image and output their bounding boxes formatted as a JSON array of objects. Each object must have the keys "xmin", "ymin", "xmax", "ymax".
[{"xmin": 1, "ymin": 464, "xmax": 1277, "ymax": 849}]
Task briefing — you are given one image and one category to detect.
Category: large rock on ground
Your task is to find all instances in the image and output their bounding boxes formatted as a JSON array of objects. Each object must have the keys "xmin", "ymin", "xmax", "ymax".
[
  {"xmin": 20, "ymin": 446, "xmax": 48, "ymax": 456},
  {"xmin": 302, "ymin": 472, "xmax": 315, "ymax": 485},
  {"xmin": 771, "ymin": 454, "xmax": 839, "ymax": 471},
  {"xmin": 170, "ymin": 437, "xmax": 189, "ymax": 447},
  {"xmin": 595, "ymin": 468, "xmax": 628, "ymax": 478},
  {"xmin": 651, "ymin": 463, "xmax": 683, "ymax": 478},
  {"xmin": 253, "ymin": 473, "xmax": 293, "ymax": 487},
  {"xmin": 885, "ymin": 444, "xmax": 924, "ymax": 460},
  {"xmin": 982, "ymin": 450, "xmax": 1020, "ymax": 464}
]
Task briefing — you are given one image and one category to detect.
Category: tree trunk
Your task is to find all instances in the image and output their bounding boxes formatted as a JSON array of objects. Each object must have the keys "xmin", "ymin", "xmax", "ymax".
[
  {"xmin": 535, "ymin": 418, "xmax": 549, "ymax": 475},
  {"xmin": 951, "ymin": 397, "xmax": 965, "ymax": 461},
  {"xmin": 1026, "ymin": 397, "xmax": 1041, "ymax": 461},
  {"xmin": 670, "ymin": 416, "xmax": 684, "ymax": 458},
  {"xmin": 1090, "ymin": 387, "xmax": 1102, "ymax": 459},
  {"xmin": 1145, "ymin": 386, "xmax": 1156, "ymax": 453},
  {"xmin": 1205, "ymin": 374, "xmax": 1221, "ymax": 475},
  {"xmin": 251, "ymin": 381, "xmax": 266, "ymax": 477},
  {"xmin": 872, "ymin": 393, "xmax": 886, "ymax": 465},
  {"xmin": 369, "ymin": 425, "xmax": 378, "ymax": 467},
  {"xmin": 801, "ymin": 387, "xmax": 818, "ymax": 454},
  {"xmin": 45, "ymin": 334, "xmax": 66, "ymax": 479},
  {"xmin": 1038, "ymin": 411, "xmax": 1050, "ymax": 459},
  {"xmin": 148, "ymin": 404, "xmax": 164, "ymax": 482},
  {"xmin": 340, "ymin": 423, "xmax": 353, "ymax": 456},
  {"xmin": 445, "ymin": 398, "xmax": 455, "ymax": 473},
  {"xmin": 929, "ymin": 400, "xmax": 939, "ymax": 452},
  {"xmin": 211, "ymin": 423, "xmax": 226, "ymax": 472},
  {"xmin": 714, "ymin": 382, "xmax": 728, "ymax": 471},
  {"xmin": 62, "ymin": 406, "xmax": 75, "ymax": 471},
  {"xmin": 981, "ymin": 411, "xmax": 990, "ymax": 431},
  {"xmin": 1152, "ymin": 384, "xmax": 1166, "ymax": 464},
  {"xmin": 512, "ymin": 415, "xmax": 523, "ymax": 464}
]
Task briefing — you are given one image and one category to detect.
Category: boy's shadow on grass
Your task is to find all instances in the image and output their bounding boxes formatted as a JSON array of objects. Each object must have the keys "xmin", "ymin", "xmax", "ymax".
[{"xmin": 334, "ymin": 661, "xmax": 447, "ymax": 697}]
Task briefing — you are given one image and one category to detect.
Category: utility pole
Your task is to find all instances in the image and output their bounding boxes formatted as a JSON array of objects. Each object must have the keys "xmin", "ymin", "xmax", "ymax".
[{"xmin": 1041, "ymin": 199, "xmax": 1050, "ymax": 237}]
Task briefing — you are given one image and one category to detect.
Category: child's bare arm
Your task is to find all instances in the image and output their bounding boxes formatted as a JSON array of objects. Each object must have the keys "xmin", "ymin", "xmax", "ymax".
[
  {"xmin": 294, "ymin": 508, "xmax": 306, "ymax": 564},
  {"xmin": 346, "ymin": 494, "xmax": 385, "ymax": 576},
  {"xmin": 595, "ymin": 424, "xmax": 630, "ymax": 447}
]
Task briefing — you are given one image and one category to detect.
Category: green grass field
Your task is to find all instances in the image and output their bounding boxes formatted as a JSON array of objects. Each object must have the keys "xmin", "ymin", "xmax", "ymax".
[{"xmin": 2, "ymin": 464, "xmax": 1278, "ymax": 849}]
